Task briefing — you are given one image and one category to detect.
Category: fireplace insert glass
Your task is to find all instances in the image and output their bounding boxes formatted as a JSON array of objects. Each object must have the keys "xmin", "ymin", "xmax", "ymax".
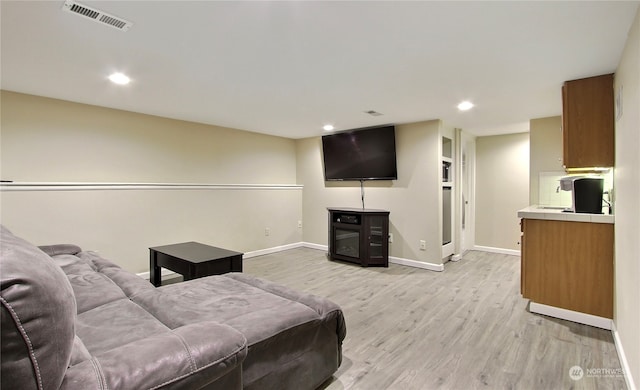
[{"xmin": 335, "ymin": 228, "xmax": 360, "ymax": 258}]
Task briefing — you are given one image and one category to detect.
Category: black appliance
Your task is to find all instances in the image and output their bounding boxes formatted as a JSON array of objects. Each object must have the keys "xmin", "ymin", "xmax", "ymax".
[{"xmin": 560, "ymin": 176, "xmax": 604, "ymax": 214}]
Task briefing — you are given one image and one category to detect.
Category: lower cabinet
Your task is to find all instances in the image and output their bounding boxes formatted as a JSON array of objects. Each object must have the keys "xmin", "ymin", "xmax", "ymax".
[
  {"xmin": 328, "ymin": 208, "xmax": 389, "ymax": 267},
  {"xmin": 521, "ymin": 218, "xmax": 613, "ymax": 318}
]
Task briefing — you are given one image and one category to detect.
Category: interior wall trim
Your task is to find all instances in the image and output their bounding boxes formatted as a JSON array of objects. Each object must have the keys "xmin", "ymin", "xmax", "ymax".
[
  {"xmin": 244, "ymin": 242, "xmax": 306, "ymax": 259},
  {"xmin": 0, "ymin": 182, "xmax": 303, "ymax": 191},
  {"xmin": 529, "ymin": 302, "xmax": 612, "ymax": 330},
  {"xmin": 389, "ymin": 256, "xmax": 445, "ymax": 272},
  {"xmin": 300, "ymin": 243, "xmax": 448, "ymax": 272},
  {"xmin": 302, "ymin": 243, "xmax": 446, "ymax": 272},
  {"xmin": 473, "ymin": 245, "xmax": 520, "ymax": 257},
  {"xmin": 297, "ymin": 243, "xmax": 449, "ymax": 272},
  {"xmin": 612, "ymin": 322, "xmax": 638, "ymax": 390},
  {"xmin": 302, "ymin": 242, "xmax": 328, "ymax": 251}
]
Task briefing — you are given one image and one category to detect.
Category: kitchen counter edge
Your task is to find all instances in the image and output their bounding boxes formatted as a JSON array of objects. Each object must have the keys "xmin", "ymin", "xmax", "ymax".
[{"xmin": 517, "ymin": 206, "xmax": 614, "ymax": 224}]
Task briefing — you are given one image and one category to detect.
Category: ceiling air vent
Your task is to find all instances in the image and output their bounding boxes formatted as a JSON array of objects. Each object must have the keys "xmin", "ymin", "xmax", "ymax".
[
  {"xmin": 364, "ymin": 110, "xmax": 384, "ymax": 117},
  {"xmin": 62, "ymin": 0, "xmax": 133, "ymax": 31}
]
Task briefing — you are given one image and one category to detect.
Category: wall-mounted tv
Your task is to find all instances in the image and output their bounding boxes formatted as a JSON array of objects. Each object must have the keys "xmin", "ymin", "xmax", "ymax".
[{"xmin": 322, "ymin": 125, "xmax": 398, "ymax": 181}]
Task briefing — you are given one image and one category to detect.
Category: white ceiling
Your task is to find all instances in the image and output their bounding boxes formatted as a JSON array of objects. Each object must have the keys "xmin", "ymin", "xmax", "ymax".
[{"xmin": 2, "ymin": 1, "xmax": 638, "ymax": 139}]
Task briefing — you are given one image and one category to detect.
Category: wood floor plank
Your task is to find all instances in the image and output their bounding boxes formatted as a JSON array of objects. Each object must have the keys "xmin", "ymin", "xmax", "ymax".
[{"xmin": 243, "ymin": 248, "xmax": 626, "ymax": 390}]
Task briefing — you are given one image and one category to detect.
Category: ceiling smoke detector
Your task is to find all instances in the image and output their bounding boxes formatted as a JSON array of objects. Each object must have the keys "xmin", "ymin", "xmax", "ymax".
[{"xmin": 62, "ymin": 0, "xmax": 133, "ymax": 31}]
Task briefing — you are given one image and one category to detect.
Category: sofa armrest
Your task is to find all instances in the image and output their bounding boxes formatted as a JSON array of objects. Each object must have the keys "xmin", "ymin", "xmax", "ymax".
[{"xmin": 62, "ymin": 321, "xmax": 247, "ymax": 390}]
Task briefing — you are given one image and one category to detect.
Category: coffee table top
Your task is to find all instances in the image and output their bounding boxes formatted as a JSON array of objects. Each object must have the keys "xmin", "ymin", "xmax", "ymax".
[{"xmin": 149, "ymin": 241, "xmax": 242, "ymax": 263}]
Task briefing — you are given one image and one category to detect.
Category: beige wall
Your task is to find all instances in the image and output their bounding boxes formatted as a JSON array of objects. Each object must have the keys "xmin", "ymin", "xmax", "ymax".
[
  {"xmin": 0, "ymin": 91, "xmax": 302, "ymax": 273},
  {"xmin": 475, "ymin": 132, "xmax": 529, "ymax": 251},
  {"xmin": 613, "ymin": 7, "xmax": 640, "ymax": 388},
  {"xmin": 296, "ymin": 120, "xmax": 446, "ymax": 265},
  {"xmin": 529, "ymin": 116, "xmax": 564, "ymax": 204},
  {"xmin": 1, "ymin": 91, "xmax": 296, "ymax": 183}
]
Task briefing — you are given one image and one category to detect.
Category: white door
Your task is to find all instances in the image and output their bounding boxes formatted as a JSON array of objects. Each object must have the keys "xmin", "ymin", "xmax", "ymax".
[{"xmin": 460, "ymin": 135, "xmax": 475, "ymax": 254}]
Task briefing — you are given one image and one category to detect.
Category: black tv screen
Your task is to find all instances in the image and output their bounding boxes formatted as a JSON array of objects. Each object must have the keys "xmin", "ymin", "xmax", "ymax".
[{"xmin": 322, "ymin": 125, "xmax": 398, "ymax": 181}]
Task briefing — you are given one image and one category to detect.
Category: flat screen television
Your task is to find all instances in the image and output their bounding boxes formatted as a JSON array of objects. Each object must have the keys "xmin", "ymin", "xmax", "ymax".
[{"xmin": 322, "ymin": 125, "xmax": 398, "ymax": 181}]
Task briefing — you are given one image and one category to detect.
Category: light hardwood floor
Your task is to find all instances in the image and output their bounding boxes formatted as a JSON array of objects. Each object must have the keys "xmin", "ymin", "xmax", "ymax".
[{"xmin": 242, "ymin": 248, "xmax": 626, "ymax": 390}]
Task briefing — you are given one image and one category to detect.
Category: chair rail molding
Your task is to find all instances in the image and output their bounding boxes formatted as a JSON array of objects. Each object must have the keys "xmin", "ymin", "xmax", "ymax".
[{"xmin": 0, "ymin": 182, "xmax": 303, "ymax": 191}]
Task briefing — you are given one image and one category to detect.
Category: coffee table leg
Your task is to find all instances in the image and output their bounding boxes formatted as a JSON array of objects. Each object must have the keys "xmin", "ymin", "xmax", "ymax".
[
  {"xmin": 185, "ymin": 264, "xmax": 195, "ymax": 281},
  {"xmin": 150, "ymin": 251, "xmax": 161, "ymax": 287}
]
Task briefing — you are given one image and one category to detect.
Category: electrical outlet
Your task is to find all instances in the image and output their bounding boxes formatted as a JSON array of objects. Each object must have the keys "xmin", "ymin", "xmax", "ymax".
[
  {"xmin": 388, "ymin": 233, "xmax": 393, "ymax": 243},
  {"xmin": 419, "ymin": 240, "xmax": 426, "ymax": 250},
  {"xmin": 298, "ymin": 220, "xmax": 303, "ymax": 228},
  {"xmin": 265, "ymin": 228, "xmax": 270, "ymax": 236}
]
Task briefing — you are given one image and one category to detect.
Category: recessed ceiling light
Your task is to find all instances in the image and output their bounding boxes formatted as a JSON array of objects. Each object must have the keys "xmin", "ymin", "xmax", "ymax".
[
  {"xmin": 108, "ymin": 72, "xmax": 130, "ymax": 85},
  {"xmin": 323, "ymin": 124, "xmax": 335, "ymax": 131},
  {"xmin": 457, "ymin": 101, "xmax": 474, "ymax": 111}
]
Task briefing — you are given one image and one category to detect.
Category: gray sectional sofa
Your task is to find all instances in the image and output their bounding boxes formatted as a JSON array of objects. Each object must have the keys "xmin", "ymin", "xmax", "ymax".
[{"xmin": 0, "ymin": 225, "xmax": 345, "ymax": 390}]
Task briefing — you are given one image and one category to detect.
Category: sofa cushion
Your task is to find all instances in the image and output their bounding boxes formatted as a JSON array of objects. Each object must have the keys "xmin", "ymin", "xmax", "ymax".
[
  {"xmin": 133, "ymin": 273, "xmax": 346, "ymax": 389},
  {"xmin": 76, "ymin": 250, "xmax": 156, "ymax": 298},
  {"xmin": 75, "ymin": 298, "xmax": 171, "ymax": 355},
  {"xmin": 61, "ymin": 321, "xmax": 247, "ymax": 390},
  {"xmin": 41, "ymin": 246, "xmax": 156, "ymax": 315},
  {"xmin": 0, "ymin": 226, "xmax": 77, "ymax": 390},
  {"xmin": 135, "ymin": 274, "xmax": 321, "ymax": 343},
  {"xmin": 59, "ymin": 257, "xmax": 129, "ymax": 314}
]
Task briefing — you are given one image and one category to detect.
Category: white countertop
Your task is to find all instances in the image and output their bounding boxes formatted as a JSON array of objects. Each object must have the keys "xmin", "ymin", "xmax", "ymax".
[{"xmin": 518, "ymin": 206, "xmax": 614, "ymax": 224}]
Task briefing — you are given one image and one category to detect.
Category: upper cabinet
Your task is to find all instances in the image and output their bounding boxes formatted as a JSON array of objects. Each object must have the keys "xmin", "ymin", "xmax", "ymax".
[{"xmin": 562, "ymin": 73, "xmax": 614, "ymax": 169}]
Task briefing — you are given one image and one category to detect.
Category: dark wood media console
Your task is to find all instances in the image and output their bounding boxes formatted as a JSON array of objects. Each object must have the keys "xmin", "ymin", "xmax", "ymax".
[{"xmin": 327, "ymin": 208, "xmax": 390, "ymax": 267}]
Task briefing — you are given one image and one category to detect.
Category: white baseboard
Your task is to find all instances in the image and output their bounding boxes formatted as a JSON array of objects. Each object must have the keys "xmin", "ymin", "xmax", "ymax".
[
  {"xmin": 389, "ymin": 256, "xmax": 445, "ymax": 272},
  {"xmin": 298, "ymin": 243, "xmax": 446, "ymax": 272},
  {"xmin": 474, "ymin": 245, "xmax": 520, "ymax": 256},
  {"xmin": 529, "ymin": 302, "xmax": 612, "ymax": 330},
  {"xmin": 243, "ymin": 242, "xmax": 305, "ymax": 259},
  {"xmin": 301, "ymin": 242, "xmax": 328, "ymax": 251},
  {"xmin": 612, "ymin": 322, "xmax": 638, "ymax": 390}
]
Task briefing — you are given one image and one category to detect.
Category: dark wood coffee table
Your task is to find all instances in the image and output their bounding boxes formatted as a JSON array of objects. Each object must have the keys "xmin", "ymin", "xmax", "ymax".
[{"xmin": 149, "ymin": 241, "xmax": 243, "ymax": 287}]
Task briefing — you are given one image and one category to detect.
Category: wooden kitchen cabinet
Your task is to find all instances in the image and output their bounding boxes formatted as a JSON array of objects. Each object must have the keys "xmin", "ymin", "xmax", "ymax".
[
  {"xmin": 521, "ymin": 218, "xmax": 613, "ymax": 318},
  {"xmin": 562, "ymin": 73, "xmax": 614, "ymax": 168}
]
